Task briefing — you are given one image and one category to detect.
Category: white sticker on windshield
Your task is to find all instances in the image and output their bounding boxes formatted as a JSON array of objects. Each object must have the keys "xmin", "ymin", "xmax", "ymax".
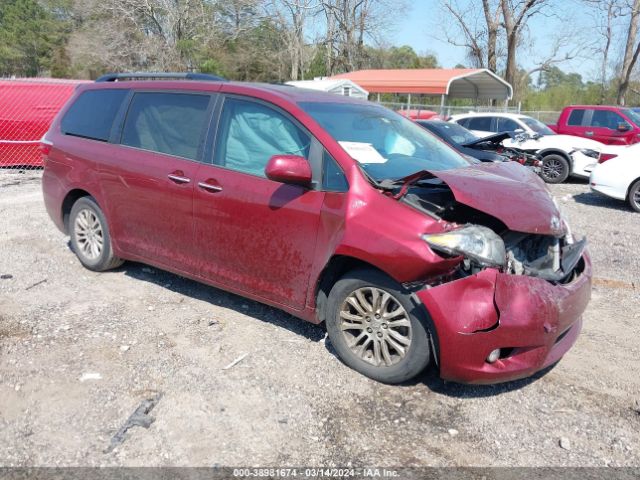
[{"xmin": 339, "ymin": 141, "xmax": 387, "ymax": 164}]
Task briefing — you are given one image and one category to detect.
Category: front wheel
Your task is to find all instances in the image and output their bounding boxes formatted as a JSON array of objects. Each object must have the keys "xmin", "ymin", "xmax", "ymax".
[
  {"xmin": 69, "ymin": 196, "xmax": 124, "ymax": 271},
  {"xmin": 325, "ymin": 269, "xmax": 432, "ymax": 384},
  {"xmin": 540, "ymin": 154, "xmax": 570, "ymax": 183},
  {"xmin": 628, "ymin": 180, "xmax": 640, "ymax": 212}
]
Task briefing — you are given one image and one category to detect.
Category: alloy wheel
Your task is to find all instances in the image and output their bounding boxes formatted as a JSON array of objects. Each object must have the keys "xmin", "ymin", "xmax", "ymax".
[
  {"xmin": 339, "ymin": 287, "xmax": 412, "ymax": 367},
  {"xmin": 542, "ymin": 158, "xmax": 563, "ymax": 180},
  {"xmin": 633, "ymin": 188, "xmax": 640, "ymax": 209},
  {"xmin": 74, "ymin": 208, "xmax": 104, "ymax": 260}
]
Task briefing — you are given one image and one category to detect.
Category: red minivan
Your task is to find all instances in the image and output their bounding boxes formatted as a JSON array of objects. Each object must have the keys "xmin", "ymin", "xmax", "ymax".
[{"xmin": 42, "ymin": 73, "xmax": 592, "ymax": 385}]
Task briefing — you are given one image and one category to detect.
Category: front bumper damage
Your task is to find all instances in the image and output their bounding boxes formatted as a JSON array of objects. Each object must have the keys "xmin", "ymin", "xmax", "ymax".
[
  {"xmin": 417, "ymin": 253, "xmax": 592, "ymax": 384},
  {"xmin": 571, "ymin": 150, "xmax": 599, "ymax": 178}
]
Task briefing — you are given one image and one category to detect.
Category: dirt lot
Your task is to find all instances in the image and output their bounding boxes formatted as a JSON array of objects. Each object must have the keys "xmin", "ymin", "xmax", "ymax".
[{"xmin": 0, "ymin": 170, "xmax": 639, "ymax": 468}]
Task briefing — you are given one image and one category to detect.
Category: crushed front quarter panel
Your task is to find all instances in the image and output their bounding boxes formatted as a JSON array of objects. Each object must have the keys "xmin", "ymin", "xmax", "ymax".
[{"xmin": 417, "ymin": 253, "xmax": 592, "ymax": 384}]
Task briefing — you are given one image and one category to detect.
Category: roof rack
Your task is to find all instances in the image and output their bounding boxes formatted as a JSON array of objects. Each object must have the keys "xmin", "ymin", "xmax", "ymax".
[{"xmin": 95, "ymin": 72, "xmax": 226, "ymax": 83}]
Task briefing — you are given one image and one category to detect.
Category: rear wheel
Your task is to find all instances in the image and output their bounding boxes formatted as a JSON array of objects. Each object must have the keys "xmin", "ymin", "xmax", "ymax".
[
  {"xmin": 628, "ymin": 180, "xmax": 640, "ymax": 212},
  {"xmin": 540, "ymin": 154, "xmax": 570, "ymax": 183},
  {"xmin": 325, "ymin": 269, "xmax": 432, "ymax": 384},
  {"xmin": 69, "ymin": 196, "xmax": 123, "ymax": 271}
]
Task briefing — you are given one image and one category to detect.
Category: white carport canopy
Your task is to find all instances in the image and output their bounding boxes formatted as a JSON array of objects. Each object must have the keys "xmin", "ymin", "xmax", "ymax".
[
  {"xmin": 332, "ymin": 68, "xmax": 513, "ymax": 101},
  {"xmin": 446, "ymin": 70, "xmax": 513, "ymax": 100}
]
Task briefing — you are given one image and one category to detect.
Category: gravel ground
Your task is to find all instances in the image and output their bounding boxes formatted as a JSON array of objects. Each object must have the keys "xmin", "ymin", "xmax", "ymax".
[{"xmin": 0, "ymin": 170, "xmax": 639, "ymax": 467}]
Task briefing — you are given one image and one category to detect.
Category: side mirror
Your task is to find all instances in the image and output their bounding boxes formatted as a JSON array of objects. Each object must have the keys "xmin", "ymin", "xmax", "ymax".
[
  {"xmin": 514, "ymin": 128, "xmax": 525, "ymax": 134},
  {"xmin": 265, "ymin": 154, "xmax": 312, "ymax": 187},
  {"xmin": 617, "ymin": 122, "xmax": 631, "ymax": 132}
]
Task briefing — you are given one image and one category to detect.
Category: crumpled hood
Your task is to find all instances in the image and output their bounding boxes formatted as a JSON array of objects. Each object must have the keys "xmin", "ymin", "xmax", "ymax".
[
  {"xmin": 430, "ymin": 162, "xmax": 565, "ymax": 236},
  {"xmin": 462, "ymin": 131, "xmax": 512, "ymax": 148}
]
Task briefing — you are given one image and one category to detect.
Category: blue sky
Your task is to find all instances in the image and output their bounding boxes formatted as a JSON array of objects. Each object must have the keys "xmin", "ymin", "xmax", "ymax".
[{"xmin": 391, "ymin": 1, "xmax": 620, "ymax": 81}]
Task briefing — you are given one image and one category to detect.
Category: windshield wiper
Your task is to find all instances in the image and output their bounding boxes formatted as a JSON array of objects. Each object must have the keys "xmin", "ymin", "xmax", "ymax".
[{"xmin": 356, "ymin": 164, "xmax": 394, "ymax": 191}]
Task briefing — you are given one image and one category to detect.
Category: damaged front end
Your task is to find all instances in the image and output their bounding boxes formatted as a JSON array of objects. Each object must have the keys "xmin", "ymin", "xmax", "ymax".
[
  {"xmin": 390, "ymin": 162, "xmax": 587, "ymax": 284},
  {"xmin": 386, "ymin": 162, "xmax": 592, "ymax": 384},
  {"xmin": 504, "ymin": 232, "xmax": 586, "ymax": 284}
]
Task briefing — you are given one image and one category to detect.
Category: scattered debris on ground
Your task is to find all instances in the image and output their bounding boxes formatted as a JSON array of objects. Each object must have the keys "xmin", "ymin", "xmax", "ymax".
[
  {"xmin": 104, "ymin": 393, "xmax": 163, "ymax": 454},
  {"xmin": 223, "ymin": 353, "xmax": 248, "ymax": 370},
  {"xmin": 25, "ymin": 278, "xmax": 47, "ymax": 291}
]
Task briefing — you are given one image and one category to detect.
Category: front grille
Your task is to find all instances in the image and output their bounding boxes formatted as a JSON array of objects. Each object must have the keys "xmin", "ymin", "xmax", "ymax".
[{"xmin": 504, "ymin": 232, "xmax": 586, "ymax": 284}]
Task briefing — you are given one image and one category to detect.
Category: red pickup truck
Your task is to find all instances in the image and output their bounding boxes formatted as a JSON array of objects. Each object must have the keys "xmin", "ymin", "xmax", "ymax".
[{"xmin": 549, "ymin": 105, "xmax": 640, "ymax": 145}]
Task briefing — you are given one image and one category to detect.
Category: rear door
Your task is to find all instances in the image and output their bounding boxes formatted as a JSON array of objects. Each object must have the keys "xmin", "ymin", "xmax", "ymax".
[
  {"xmin": 562, "ymin": 108, "xmax": 590, "ymax": 139},
  {"xmin": 99, "ymin": 90, "xmax": 215, "ymax": 271},
  {"xmin": 193, "ymin": 94, "xmax": 325, "ymax": 309},
  {"xmin": 463, "ymin": 116, "xmax": 494, "ymax": 137}
]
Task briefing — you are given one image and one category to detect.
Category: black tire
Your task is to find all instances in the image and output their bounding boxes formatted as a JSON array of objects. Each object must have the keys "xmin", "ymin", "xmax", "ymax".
[
  {"xmin": 540, "ymin": 154, "xmax": 570, "ymax": 184},
  {"xmin": 325, "ymin": 268, "xmax": 432, "ymax": 384},
  {"xmin": 628, "ymin": 179, "xmax": 640, "ymax": 212},
  {"xmin": 69, "ymin": 196, "xmax": 123, "ymax": 271}
]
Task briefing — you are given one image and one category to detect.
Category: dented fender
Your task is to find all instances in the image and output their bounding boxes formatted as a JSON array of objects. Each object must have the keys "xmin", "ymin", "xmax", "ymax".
[
  {"xmin": 418, "ymin": 268, "xmax": 500, "ymax": 335},
  {"xmin": 417, "ymin": 253, "xmax": 592, "ymax": 384}
]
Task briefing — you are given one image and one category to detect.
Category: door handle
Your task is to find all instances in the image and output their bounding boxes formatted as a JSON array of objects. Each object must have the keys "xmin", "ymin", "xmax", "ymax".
[
  {"xmin": 168, "ymin": 173, "xmax": 191, "ymax": 184},
  {"xmin": 585, "ymin": 131, "xmax": 594, "ymax": 136},
  {"xmin": 198, "ymin": 181, "xmax": 223, "ymax": 193}
]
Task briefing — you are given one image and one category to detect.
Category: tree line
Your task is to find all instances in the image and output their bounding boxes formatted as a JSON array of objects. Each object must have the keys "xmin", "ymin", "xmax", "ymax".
[
  {"xmin": 3, "ymin": 0, "xmax": 640, "ymax": 108},
  {"xmin": 441, "ymin": 0, "xmax": 640, "ymax": 107},
  {"xmin": 0, "ymin": 0, "xmax": 436, "ymax": 82}
]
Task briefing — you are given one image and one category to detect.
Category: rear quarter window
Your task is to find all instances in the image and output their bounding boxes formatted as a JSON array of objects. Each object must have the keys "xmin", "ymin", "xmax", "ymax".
[{"xmin": 61, "ymin": 89, "xmax": 128, "ymax": 142}]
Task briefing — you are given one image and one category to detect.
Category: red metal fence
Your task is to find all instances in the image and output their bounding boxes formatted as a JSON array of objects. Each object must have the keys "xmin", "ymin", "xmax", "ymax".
[{"xmin": 0, "ymin": 78, "xmax": 88, "ymax": 169}]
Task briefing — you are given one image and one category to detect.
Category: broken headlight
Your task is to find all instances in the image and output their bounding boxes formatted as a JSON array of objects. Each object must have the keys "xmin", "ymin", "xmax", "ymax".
[
  {"xmin": 423, "ymin": 225, "xmax": 507, "ymax": 268},
  {"xmin": 577, "ymin": 148, "xmax": 600, "ymax": 159}
]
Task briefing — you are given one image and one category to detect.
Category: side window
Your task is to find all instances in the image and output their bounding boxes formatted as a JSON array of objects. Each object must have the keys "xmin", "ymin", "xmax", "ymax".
[
  {"xmin": 497, "ymin": 117, "xmax": 520, "ymax": 133},
  {"xmin": 121, "ymin": 92, "xmax": 211, "ymax": 160},
  {"xmin": 456, "ymin": 118, "xmax": 470, "ymax": 128},
  {"xmin": 322, "ymin": 151, "xmax": 348, "ymax": 192},
  {"xmin": 567, "ymin": 109, "xmax": 586, "ymax": 126},
  {"xmin": 591, "ymin": 110, "xmax": 624, "ymax": 130},
  {"xmin": 61, "ymin": 89, "xmax": 128, "ymax": 142},
  {"xmin": 214, "ymin": 97, "xmax": 311, "ymax": 177},
  {"xmin": 467, "ymin": 117, "xmax": 493, "ymax": 132}
]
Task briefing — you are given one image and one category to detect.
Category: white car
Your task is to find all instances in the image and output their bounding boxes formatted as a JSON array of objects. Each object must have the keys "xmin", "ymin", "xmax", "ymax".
[
  {"xmin": 588, "ymin": 143, "xmax": 640, "ymax": 212},
  {"xmin": 449, "ymin": 112, "xmax": 604, "ymax": 184}
]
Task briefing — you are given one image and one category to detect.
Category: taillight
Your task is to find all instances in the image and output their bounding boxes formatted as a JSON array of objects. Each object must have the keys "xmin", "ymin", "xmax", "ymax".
[
  {"xmin": 599, "ymin": 153, "xmax": 617, "ymax": 163},
  {"xmin": 39, "ymin": 137, "xmax": 53, "ymax": 159}
]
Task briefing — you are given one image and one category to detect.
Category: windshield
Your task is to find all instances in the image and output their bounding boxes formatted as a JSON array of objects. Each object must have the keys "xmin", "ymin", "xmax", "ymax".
[
  {"xmin": 300, "ymin": 102, "xmax": 470, "ymax": 181},
  {"xmin": 623, "ymin": 108, "xmax": 640, "ymax": 125},
  {"xmin": 419, "ymin": 121, "xmax": 479, "ymax": 145},
  {"xmin": 519, "ymin": 116, "xmax": 555, "ymax": 136}
]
